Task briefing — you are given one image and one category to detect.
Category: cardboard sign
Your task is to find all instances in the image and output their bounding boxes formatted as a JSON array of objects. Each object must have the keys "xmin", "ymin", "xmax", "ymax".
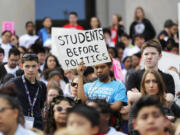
[
  {"xmin": 2, "ymin": 21, "xmax": 14, "ymax": 34},
  {"xmin": 112, "ymin": 58, "xmax": 124, "ymax": 82},
  {"xmin": 158, "ymin": 51, "xmax": 180, "ymax": 72},
  {"xmin": 51, "ymin": 28, "xmax": 111, "ymax": 70}
]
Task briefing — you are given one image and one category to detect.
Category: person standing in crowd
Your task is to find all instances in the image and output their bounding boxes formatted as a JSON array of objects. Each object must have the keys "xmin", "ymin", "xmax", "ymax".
[
  {"xmin": 44, "ymin": 96, "xmax": 74, "ymax": 134},
  {"xmin": 77, "ymin": 61, "xmax": 127, "ymax": 111},
  {"xmin": 38, "ymin": 17, "xmax": 52, "ymax": 44},
  {"xmin": 63, "ymin": 12, "xmax": 84, "ymax": 30},
  {"xmin": 83, "ymin": 66, "xmax": 97, "ymax": 83},
  {"xmin": 0, "ymin": 48, "xmax": 20, "ymax": 83},
  {"xmin": 103, "ymin": 28, "xmax": 115, "ymax": 47},
  {"xmin": 0, "ymin": 85, "xmax": 37, "ymax": 135},
  {"xmin": 131, "ymin": 95, "xmax": 169, "ymax": 135},
  {"xmin": 8, "ymin": 53, "xmax": 47, "ymax": 129},
  {"xmin": 42, "ymin": 55, "xmax": 61, "ymax": 72},
  {"xmin": 122, "ymin": 56, "xmax": 132, "ymax": 84},
  {"xmin": 127, "ymin": 39, "xmax": 175, "ymax": 101},
  {"xmin": 158, "ymin": 19, "xmax": 176, "ymax": 50},
  {"xmin": 120, "ymin": 33, "xmax": 134, "ymax": 48},
  {"xmin": 10, "ymin": 34, "xmax": 19, "ymax": 47},
  {"xmin": 123, "ymin": 34, "xmax": 145, "ymax": 60},
  {"xmin": 0, "ymin": 31, "xmax": 13, "ymax": 63},
  {"xmin": 131, "ymin": 53, "xmax": 141, "ymax": 71},
  {"xmin": 128, "ymin": 69, "xmax": 180, "ymax": 135},
  {"xmin": 67, "ymin": 105, "xmax": 99, "ymax": 135},
  {"xmin": 19, "ymin": 21, "xmax": 39, "ymax": 49},
  {"xmin": 129, "ymin": 7, "xmax": 156, "ymax": 41},
  {"xmin": 46, "ymin": 86, "xmax": 63, "ymax": 105},
  {"xmin": 64, "ymin": 76, "xmax": 79, "ymax": 97},
  {"xmin": 87, "ymin": 99, "xmax": 127, "ymax": 135},
  {"xmin": 41, "ymin": 54, "xmax": 68, "ymax": 90},
  {"xmin": 31, "ymin": 44, "xmax": 46, "ymax": 73},
  {"xmin": 0, "ymin": 48, "xmax": 4, "ymax": 64},
  {"xmin": 89, "ymin": 17, "xmax": 101, "ymax": 29},
  {"xmin": 110, "ymin": 14, "xmax": 125, "ymax": 46}
]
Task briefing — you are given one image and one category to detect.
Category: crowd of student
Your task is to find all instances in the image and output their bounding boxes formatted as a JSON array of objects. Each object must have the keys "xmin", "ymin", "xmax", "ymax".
[{"xmin": 0, "ymin": 6, "xmax": 180, "ymax": 135}]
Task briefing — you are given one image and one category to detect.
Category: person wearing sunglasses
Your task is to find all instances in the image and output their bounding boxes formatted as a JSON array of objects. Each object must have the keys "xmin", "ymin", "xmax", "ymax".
[
  {"xmin": 64, "ymin": 76, "xmax": 79, "ymax": 98},
  {"xmin": 8, "ymin": 53, "xmax": 47, "ymax": 130},
  {"xmin": 44, "ymin": 95, "xmax": 74, "ymax": 135}
]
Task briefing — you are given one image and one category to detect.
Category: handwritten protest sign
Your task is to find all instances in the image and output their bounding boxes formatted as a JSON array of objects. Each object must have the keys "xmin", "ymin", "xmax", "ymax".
[
  {"xmin": 51, "ymin": 28, "xmax": 111, "ymax": 70},
  {"xmin": 2, "ymin": 21, "xmax": 14, "ymax": 34},
  {"xmin": 112, "ymin": 58, "xmax": 124, "ymax": 82}
]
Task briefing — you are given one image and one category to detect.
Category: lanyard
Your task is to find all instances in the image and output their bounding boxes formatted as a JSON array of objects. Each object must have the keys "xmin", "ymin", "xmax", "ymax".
[{"xmin": 22, "ymin": 75, "xmax": 39, "ymax": 117}]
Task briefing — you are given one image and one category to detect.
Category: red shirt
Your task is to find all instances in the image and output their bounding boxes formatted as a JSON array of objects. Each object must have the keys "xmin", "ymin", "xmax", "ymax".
[
  {"xmin": 111, "ymin": 28, "xmax": 118, "ymax": 45},
  {"xmin": 63, "ymin": 24, "xmax": 84, "ymax": 30}
]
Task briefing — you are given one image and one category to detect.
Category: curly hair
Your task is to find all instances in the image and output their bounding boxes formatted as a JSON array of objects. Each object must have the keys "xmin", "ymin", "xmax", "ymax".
[{"xmin": 44, "ymin": 96, "xmax": 78, "ymax": 134}]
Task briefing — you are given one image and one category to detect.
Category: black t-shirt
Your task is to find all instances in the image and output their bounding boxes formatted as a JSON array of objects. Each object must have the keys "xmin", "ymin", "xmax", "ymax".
[
  {"xmin": 127, "ymin": 69, "xmax": 175, "ymax": 95},
  {"xmin": 9, "ymin": 76, "xmax": 47, "ymax": 129}
]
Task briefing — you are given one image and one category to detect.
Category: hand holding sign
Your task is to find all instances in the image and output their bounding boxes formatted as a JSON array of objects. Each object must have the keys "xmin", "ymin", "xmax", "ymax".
[
  {"xmin": 77, "ymin": 62, "xmax": 86, "ymax": 76},
  {"xmin": 51, "ymin": 28, "xmax": 111, "ymax": 70}
]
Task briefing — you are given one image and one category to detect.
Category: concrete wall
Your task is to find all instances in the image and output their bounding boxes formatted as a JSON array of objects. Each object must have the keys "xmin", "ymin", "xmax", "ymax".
[
  {"xmin": 0, "ymin": 0, "xmax": 35, "ymax": 36},
  {"xmin": 0, "ymin": 0, "xmax": 179, "ymax": 36},
  {"xmin": 96, "ymin": 0, "xmax": 109, "ymax": 27},
  {"xmin": 96, "ymin": 0, "xmax": 180, "ymax": 35}
]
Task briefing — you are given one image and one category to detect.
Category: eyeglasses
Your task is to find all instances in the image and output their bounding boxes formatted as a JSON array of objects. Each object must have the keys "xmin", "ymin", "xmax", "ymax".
[
  {"xmin": 23, "ymin": 53, "xmax": 38, "ymax": 59},
  {"xmin": 0, "ymin": 107, "xmax": 13, "ymax": 113},
  {"xmin": 71, "ymin": 82, "xmax": 78, "ymax": 87},
  {"xmin": 55, "ymin": 106, "xmax": 71, "ymax": 112}
]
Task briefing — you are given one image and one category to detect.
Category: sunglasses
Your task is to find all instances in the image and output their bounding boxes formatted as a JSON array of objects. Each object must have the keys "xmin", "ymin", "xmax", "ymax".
[
  {"xmin": 56, "ymin": 106, "xmax": 71, "ymax": 112},
  {"xmin": 23, "ymin": 53, "xmax": 38, "ymax": 59},
  {"xmin": 71, "ymin": 82, "xmax": 78, "ymax": 87}
]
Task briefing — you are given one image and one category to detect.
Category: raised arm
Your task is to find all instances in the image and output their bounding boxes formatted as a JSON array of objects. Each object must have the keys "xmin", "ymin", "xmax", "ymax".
[{"xmin": 77, "ymin": 63, "xmax": 87, "ymax": 103}]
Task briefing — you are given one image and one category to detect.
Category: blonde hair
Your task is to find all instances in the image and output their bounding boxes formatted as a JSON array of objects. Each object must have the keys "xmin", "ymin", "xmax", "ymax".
[{"xmin": 134, "ymin": 7, "xmax": 145, "ymax": 21}]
